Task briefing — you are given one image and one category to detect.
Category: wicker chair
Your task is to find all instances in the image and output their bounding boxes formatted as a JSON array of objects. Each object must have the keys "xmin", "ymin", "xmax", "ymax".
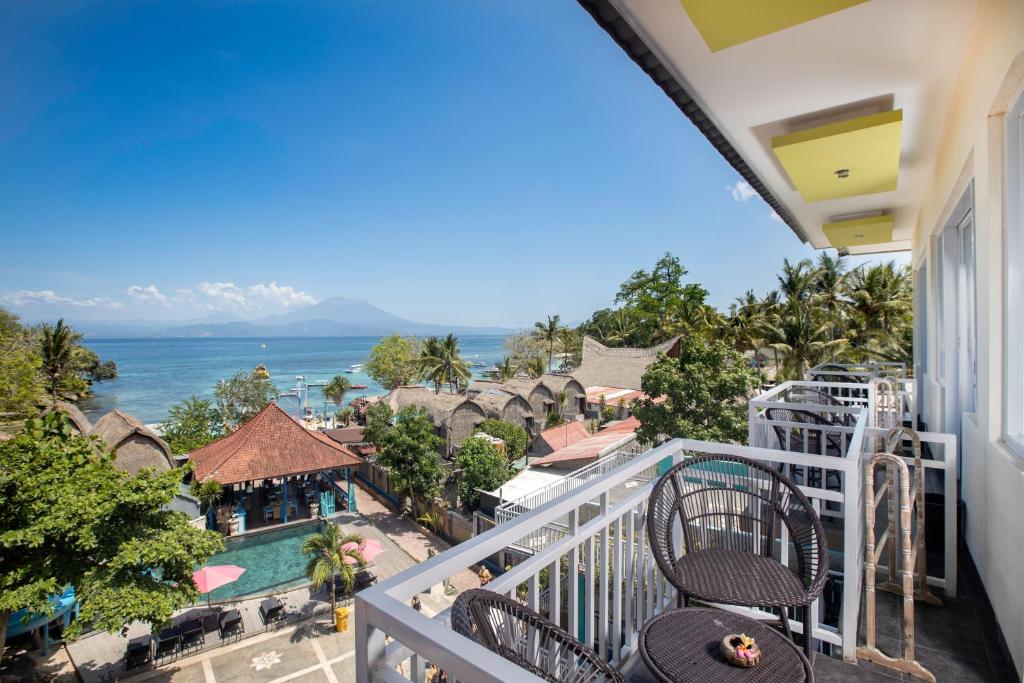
[
  {"xmin": 764, "ymin": 407, "xmax": 847, "ymax": 490},
  {"xmin": 646, "ymin": 454, "xmax": 829, "ymax": 659},
  {"xmin": 451, "ymin": 589, "xmax": 626, "ymax": 683}
]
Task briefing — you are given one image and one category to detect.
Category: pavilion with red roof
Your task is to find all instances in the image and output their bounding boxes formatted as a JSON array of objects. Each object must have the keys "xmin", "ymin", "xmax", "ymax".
[{"xmin": 189, "ymin": 402, "xmax": 363, "ymax": 531}]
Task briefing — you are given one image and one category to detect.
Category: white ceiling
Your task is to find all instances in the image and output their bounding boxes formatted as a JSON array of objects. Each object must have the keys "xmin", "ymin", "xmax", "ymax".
[{"xmin": 611, "ymin": 0, "xmax": 980, "ymax": 252}]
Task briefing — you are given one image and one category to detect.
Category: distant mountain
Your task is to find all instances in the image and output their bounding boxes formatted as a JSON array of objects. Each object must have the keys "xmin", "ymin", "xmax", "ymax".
[{"xmin": 157, "ymin": 297, "xmax": 513, "ymax": 337}]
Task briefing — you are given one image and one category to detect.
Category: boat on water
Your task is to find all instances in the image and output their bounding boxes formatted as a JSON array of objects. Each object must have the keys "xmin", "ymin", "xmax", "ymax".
[
  {"xmin": 346, "ymin": 363, "xmax": 364, "ymax": 373},
  {"xmin": 351, "ymin": 384, "xmax": 368, "ymax": 390},
  {"xmin": 280, "ymin": 388, "xmax": 300, "ymax": 397},
  {"xmin": 306, "ymin": 379, "xmax": 327, "ymax": 386}
]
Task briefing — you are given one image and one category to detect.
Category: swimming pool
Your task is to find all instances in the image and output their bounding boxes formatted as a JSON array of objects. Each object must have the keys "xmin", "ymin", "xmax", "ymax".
[{"xmin": 203, "ymin": 520, "xmax": 323, "ymax": 602}]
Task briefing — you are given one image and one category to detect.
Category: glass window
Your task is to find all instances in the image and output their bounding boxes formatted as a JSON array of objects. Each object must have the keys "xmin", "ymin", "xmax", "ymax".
[{"xmin": 1005, "ymin": 84, "xmax": 1024, "ymax": 456}]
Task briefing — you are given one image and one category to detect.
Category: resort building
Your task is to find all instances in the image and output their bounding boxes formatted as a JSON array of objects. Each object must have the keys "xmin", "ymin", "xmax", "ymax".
[
  {"xmin": 47, "ymin": 402, "xmax": 176, "ymax": 474},
  {"xmin": 567, "ymin": 335, "xmax": 680, "ymax": 391},
  {"xmin": 530, "ymin": 420, "xmax": 591, "ymax": 458},
  {"xmin": 189, "ymin": 402, "xmax": 362, "ymax": 531},
  {"xmin": 470, "ymin": 390, "xmax": 535, "ymax": 434},
  {"xmin": 357, "ymin": 2, "xmax": 1024, "ymax": 681},
  {"xmin": 381, "ymin": 385, "xmax": 487, "ymax": 455}
]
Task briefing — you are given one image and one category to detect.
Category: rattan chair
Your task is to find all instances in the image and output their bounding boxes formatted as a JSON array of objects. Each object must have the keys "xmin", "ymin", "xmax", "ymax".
[
  {"xmin": 646, "ymin": 454, "xmax": 829, "ymax": 659},
  {"xmin": 451, "ymin": 589, "xmax": 626, "ymax": 683}
]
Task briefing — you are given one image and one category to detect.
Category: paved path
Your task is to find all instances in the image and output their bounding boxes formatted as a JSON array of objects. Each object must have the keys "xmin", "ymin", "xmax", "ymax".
[{"xmin": 65, "ymin": 493, "xmax": 481, "ymax": 682}]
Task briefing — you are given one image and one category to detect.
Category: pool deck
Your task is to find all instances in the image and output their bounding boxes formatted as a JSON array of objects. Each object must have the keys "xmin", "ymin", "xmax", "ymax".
[{"xmin": 65, "ymin": 499, "xmax": 480, "ymax": 683}]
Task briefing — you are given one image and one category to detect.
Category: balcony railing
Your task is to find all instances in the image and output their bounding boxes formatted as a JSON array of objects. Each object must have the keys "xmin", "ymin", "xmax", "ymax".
[{"xmin": 355, "ymin": 381, "xmax": 956, "ymax": 682}]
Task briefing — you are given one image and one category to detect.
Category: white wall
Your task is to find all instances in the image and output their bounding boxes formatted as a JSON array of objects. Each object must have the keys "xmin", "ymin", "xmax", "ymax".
[{"xmin": 912, "ymin": 0, "xmax": 1024, "ymax": 674}]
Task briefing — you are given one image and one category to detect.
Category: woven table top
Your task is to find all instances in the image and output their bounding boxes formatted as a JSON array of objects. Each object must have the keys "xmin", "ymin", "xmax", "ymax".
[{"xmin": 639, "ymin": 608, "xmax": 811, "ymax": 683}]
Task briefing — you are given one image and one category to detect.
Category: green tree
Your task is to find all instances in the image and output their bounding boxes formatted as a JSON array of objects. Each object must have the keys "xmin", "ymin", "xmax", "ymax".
[
  {"xmin": 545, "ymin": 411, "xmax": 565, "ymax": 429},
  {"xmin": 0, "ymin": 414, "xmax": 224, "ymax": 659},
  {"xmin": 476, "ymin": 418, "xmax": 528, "ymax": 462},
  {"xmin": 614, "ymin": 252, "xmax": 712, "ymax": 345},
  {"xmin": 524, "ymin": 356, "xmax": 546, "ymax": 379},
  {"xmin": 214, "ymin": 371, "xmax": 277, "ymax": 429},
  {"xmin": 377, "ymin": 407, "xmax": 445, "ymax": 505},
  {"xmin": 39, "ymin": 319, "xmax": 75, "ymax": 403},
  {"xmin": 366, "ymin": 334, "xmax": 420, "ymax": 391},
  {"xmin": 454, "ymin": 437, "xmax": 511, "ymax": 510},
  {"xmin": 0, "ymin": 307, "xmax": 41, "ymax": 417},
  {"xmin": 494, "ymin": 356, "xmax": 518, "ymax": 382},
  {"xmin": 162, "ymin": 396, "xmax": 223, "ymax": 454},
  {"xmin": 634, "ymin": 335, "xmax": 760, "ymax": 445},
  {"xmin": 533, "ymin": 315, "xmax": 561, "ymax": 373},
  {"xmin": 336, "ymin": 407, "xmax": 355, "ymax": 427},
  {"xmin": 419, "ymin": 334, "xmax": 471, "ymax": 394},
  {"xmin": 323, "ymin": 375, "xmax": 351, "ymax": 404},
  {"xmin": 362, "ymin": 402, "xmax": 393, "ymax": 446},
  {"xmin": 302, "ymin": 525, "xmax": 366, "ymax": 615},
  {"xmin": 189, "ymin": 479, "xmax": 224, "ymax": 514}
]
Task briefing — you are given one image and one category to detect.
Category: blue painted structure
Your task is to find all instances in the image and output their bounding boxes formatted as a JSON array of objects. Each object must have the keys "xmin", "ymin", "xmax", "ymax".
[{"xmin": 7, "ymin": 586, "xmax": 78, "ymax": 655}]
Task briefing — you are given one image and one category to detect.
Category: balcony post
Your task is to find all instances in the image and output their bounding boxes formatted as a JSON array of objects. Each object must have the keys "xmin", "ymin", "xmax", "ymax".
[
  {"xmin": 355, "ymin": 596, "xmax": 387, "ymax": 683},
  {"xmin": 567, "ymin": 507, "xmax": 580, "ymax": 641}
]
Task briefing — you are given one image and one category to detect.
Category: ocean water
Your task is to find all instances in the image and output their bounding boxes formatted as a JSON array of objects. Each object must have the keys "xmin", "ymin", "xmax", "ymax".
[{"xmin": 78, "ymin": 336, "xmax": 507, "ymax": 424}]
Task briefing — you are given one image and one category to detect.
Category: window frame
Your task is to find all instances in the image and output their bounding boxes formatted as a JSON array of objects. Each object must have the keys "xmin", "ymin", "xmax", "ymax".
[{"xmin": 1004, "ymin": 83, "xmax": 1024, "ymax": 457}]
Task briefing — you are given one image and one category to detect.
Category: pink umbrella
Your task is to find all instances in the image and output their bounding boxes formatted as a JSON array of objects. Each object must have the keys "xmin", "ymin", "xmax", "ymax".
[
  {"xmin": 342, "ymin": 538, "xmax": 383, "ymax": 565},
  {"xmin": 193, "ymin": 565, "xmax": 247, "ymax": 595}
]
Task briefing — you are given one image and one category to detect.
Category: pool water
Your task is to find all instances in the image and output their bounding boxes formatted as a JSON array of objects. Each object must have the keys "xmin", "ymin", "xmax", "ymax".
[{"xmin": 203, "ymin": 521, "xmax": 323, "ymax": 602}]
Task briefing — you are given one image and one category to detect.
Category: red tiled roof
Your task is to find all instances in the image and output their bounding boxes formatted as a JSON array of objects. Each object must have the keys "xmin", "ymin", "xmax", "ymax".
[
  {"xmin": 189, "ymin": 403, "xmax": 362, "ymax": 484},
  {"xmin": 536, "ymin": 421, "xmax": 590, "ymax": 453},
  {"xmin": 531, "ymin": 417, "xmax": 641, "ymax": 467},
  {"xmin": 323, "ymin": 426, "xmax": 366, "ymax": 444}
]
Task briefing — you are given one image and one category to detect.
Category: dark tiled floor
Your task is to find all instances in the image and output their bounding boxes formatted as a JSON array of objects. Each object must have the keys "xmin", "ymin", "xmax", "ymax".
[{"xmin": 626, "ymin": 550, "xmax": 1018, "ymax": 682}]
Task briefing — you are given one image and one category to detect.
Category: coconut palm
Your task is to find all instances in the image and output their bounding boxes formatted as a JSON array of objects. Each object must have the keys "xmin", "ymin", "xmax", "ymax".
[
  {"xmin": 323, "ymin": 375, "xmax": 351, "ymax": 404},
  {"xmin": 420, "ymin": 334, "xmax": 471, "ymax": 393},
  {"xmin": 336, "ymin": 407, "xmax": 354, "ymax": 426},
  {"xmin": 812, "ymin": 253, "xmax": 849, "ymax": 358},
  {"xmin": 40, "ymin": 318, "xmax": 75, "ymax": 403},
  {"xmin": 534, "ymin": 315, "xmax": 561, "ymax": 373},
  {"xmin": 495, "ymin": 356, "xmax": 518, "ymax": 382},
  {"xmin": 845, "ymin": 261, "xmax": 912, "ymax": 360},
  {"xmin": 303, "ymin": 525, "xmax": 367, "ymax": 615},
  {"xmin": 418, "ymin": 337, "xmax": 445, "ymax": 393}
]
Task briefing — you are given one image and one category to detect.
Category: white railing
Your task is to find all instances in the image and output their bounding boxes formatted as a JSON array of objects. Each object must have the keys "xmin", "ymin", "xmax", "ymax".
[
  {"xmin": 806, "ymin": 361, "xmax": 907, "ymax": 383},
  {"xmin": 748, "ymin": 381, "xmax": 869, "ymax": 457},
  {"xmin": 356, "ymin": 438, "xmax": 867, "ymax": 682},
  {"xmin": 495, "ymin": 443, "xmax": 645, "ymax": 525}
]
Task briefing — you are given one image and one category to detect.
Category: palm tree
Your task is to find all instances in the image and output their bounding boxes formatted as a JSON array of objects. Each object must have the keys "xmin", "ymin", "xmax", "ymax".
[
  {"xmin": 418, "ymin": 336, "xmax": 444, "ymax": 393},
  {"xmin": 534, "ymin": 315, "xmax": 561, "ymax": 373},
  {"xmin": 524, "ymin": 356, "xmax": 546, "ymax": 379},
  {"xmin": 495, "ymin": 356, "xmax": 517, "ymax": 382},
  {"xmin": 812, "ymin": 253, "xmax": 849, "ymax": 359},
  {"xmin": 844, "ymin": 261, "xmax": 912, "ymax": 361},
  {"xmin": 303, "ymin": 525, "xmax": 367, "ymax": 615},
  {"xmin": 420, "ymin": 334, "xmax": 471, "ymax": 393},
  {"xmin": 323, "ymin": 375, "xmax": 351, "ymax": 404},
  {"xmin": 40, "ymin": 318, "xmax": 75, "ymax": 403},
  {"xmin": 336, "ymin": 407, "xmax": 354, "ymax": 426}
]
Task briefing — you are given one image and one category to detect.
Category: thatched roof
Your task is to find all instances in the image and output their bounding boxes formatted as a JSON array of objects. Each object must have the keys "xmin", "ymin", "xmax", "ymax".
[
  {"xmin": 43, "ymin": 401, "xmax": 93, "ymax": 434},
  {"xmin": 189, "ymin": 403, "xmax": 361, "ymax": 484},
  {"xmin": 538, "ymin": 374, "xmax": 585, "ymax": 396},
  {"xmin": 472, "ymin": 392, "xmax": 533, "ymax": 420},
  {"xmin": 567, "ymin": 336, "xmax": 681, "ymax": 390},
  {"xmin": 466, "ymin": 380, "xmax": 506, "ymax": 397},
  {"xmin": 323, "ymin": 426, "xmax": 365, "ymax": 444},
  {"xmin": 90, "ymin": 409, "xmax": 175, "ymax": 473},
  {"xmin": 382, "ymin": 386, "xmax": 483, "ymax": 425}
]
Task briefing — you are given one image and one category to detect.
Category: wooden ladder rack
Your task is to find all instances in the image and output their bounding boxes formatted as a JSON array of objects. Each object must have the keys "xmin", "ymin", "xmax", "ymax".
[{"xmin": 858, "ymin": 427, "xmax": 941, "ymax": 682}]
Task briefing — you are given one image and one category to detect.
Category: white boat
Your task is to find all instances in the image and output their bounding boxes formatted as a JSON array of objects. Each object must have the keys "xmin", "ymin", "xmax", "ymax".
[{"xmin": 346, "ymin": 363, "xmax": 364, "ymax": 373}]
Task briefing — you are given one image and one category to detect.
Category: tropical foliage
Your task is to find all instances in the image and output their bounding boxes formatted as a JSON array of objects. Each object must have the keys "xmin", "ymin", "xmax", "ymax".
[
  {"xmin": 322, "ymin": 375, "xmax": 351, "ymax": 404},
  {"xmin": 453, "ymin": 436, "xmax": 511, "ymax": 510},
  {"xmin": 0, "ymin": 308, "xmax": 41, "ymax": 418},
  {"xmin": 418, "ymin": 334, "xmax": 471, "ymax": 393},
  {"xmin": 476, "ymin": 418, "xmax": 528, "ymax": 462},
  {"xmin": 0, "ymin": 413, "xmax": 223, "ymax": 659},
  {"xmin": 162, "ymin": 396, "xmax": 223, "ymax": 454},
  {"xmin": 634, "ymin": 335, "xmax": 760, "ymax": 445},
  {"xmin": 376, "ymin": 407, "xmax": 446, "ymax": 504},
  {"xmin": 214, "ymin": 371, "xmax": 277, "ymax": 429},
  {"xmin": 534, "ymin": 315, "xmax": 561, "ymax": 373},
  {"xmin": 362, "ymin": 402, "xmax": 394, "ymax": 447},
  {"xmin": 366, "ymin": 334, "xmax": 420, "ymax": 391},
  {"xmin": 302, "ymin": 525, "xmax": 366, "ymax": 614}
]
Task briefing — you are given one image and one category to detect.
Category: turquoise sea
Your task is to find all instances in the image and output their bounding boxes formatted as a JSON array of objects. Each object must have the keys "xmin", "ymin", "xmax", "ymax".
[{"xmin": 78, "ymin": 336, "xmax": 507, "ymax": 425}]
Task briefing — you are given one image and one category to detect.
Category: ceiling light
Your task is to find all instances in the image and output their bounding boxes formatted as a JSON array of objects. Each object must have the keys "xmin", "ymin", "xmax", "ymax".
[{"xmin": 835, "ymin": 169, "xmax": 850, "ymax": 179}]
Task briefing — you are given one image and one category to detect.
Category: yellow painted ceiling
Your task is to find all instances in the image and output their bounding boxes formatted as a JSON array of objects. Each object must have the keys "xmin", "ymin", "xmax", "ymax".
[
  {"xmin": 823, "ymin": 214, "xmax": 893, "ymax": 248},
  {"xmin": 771, "ymin": 110, "xmax": 903, "ymax": 203},
  {"xmin": 679, "ymin": 0, "xmax": 868, "ymax": 52}
]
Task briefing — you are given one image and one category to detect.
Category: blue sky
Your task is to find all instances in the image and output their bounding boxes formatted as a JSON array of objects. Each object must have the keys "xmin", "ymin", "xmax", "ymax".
[{"xmin": 0, "ymin": 1, "xmax": 906, "ymax": 328}]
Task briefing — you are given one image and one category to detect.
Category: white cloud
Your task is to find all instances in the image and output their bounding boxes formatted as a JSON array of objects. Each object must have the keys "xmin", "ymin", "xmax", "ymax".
[
  {"xmin": 1, "ymin": 290, "xmax": 123, "ymax": 309},
  {"xmin": 197, "ymin": 281, "xmax": 252, "ymax": 309},
  {"xmin": 247, "ymin": 282, "xmax": 317, "ymax": 309},
  {"xmin": 126, "ymin": 284, "xmax": 168, "ymax": 305},
  {"xmin": 769, "ymin": 210, "xmax": 785, "ymax": 224},
  {"xmin": 727, "ymin": 180, "xmax": 757, "ymax": 202}
]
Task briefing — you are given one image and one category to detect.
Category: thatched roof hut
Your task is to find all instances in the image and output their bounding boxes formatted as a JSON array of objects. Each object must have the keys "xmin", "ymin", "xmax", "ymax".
[
  {"xmin": 91, "ymin": 409, "xmax": 175, "ymax": 474},
  {"xmin": 43, "ymin": 401, "xmax": 93, "ymax": 434},
  {"xmin": 472, "ymin": 391, "xmax": 535, "ymax": 433},
  {"xmin": 566, "ymin": 336, "xmax": 681, "ymax": 390},
  {"xmin": 382, "ymin": 386, "xmax": 487, "ymax": 453},
  {"xmin": 538, "ymin": 374, "xmax": 587, "ymax": 416}
]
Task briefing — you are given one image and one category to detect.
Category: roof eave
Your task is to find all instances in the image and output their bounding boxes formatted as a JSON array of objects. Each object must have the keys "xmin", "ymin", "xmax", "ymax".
[{"xmin": 575, "ymin": 0, "xmax": 808, "ymax": 244}]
